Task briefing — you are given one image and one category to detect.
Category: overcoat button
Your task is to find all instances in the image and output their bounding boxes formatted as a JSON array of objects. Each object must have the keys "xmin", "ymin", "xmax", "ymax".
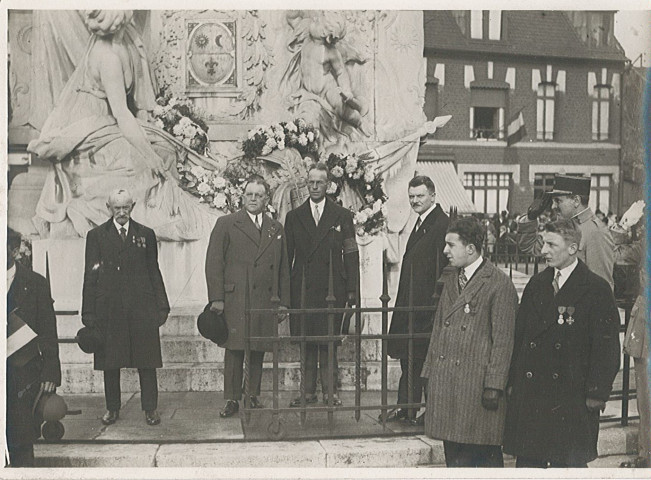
[
  {"xmin": 455, "ymin": 360, "xmax": 460, "ymax": 366},
  {"xmin": 525, "ymin": 371, "xmax": 533, "ymax": 379},
  {"xmin": 554, "ymin": 343, "xmax": 561, "ymax": 350},
  {"xmin": 439, "ymin": 355, "xmax": 445, "ymax": 360},
  {"xmin": 461, "ymin": 325, "xmax": 467, "ymax": 331},
  {"xmin": 530, "ymin": 342, "xmax": 536, "ymax": 349},
  {"xmin": 444, "ymin": 321, "xmax": 450, "ymax": 327},
  {"xmin": 552, "ymin": 373, "xmax": 559, "ymax": 380}
]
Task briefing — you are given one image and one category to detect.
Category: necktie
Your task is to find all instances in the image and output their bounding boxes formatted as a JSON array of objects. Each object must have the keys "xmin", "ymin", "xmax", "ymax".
[
  {"xmin": 255, "ymin": 215, "xmax": 261, "ymax": 231},
  {"xmin": 552, "ymin": 270, "xmax": 561, "ymax": 295},
  {"xmin": 119, "ymin": 227, "xmax": 127, "ymax": 242},
  {"xmin": 414, "ymin": 217, "xmax": 422, "ymax": 232},
  {"xmin": 458, "ymin": 268, "xmax": 468, "ymax": 292},
  {"xmin": 313, "ymin": 204, "xmax": 321, "ymax": 226}
]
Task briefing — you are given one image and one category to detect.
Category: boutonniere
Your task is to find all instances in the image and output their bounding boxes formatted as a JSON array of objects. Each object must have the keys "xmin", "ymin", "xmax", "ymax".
[
  {"xmin": 331, "ymin": 224, "xmax": 342, "ymax": 232},
  {"xmin": 132, "ymin": 236, "xmax": 147, "ymax": 248}
]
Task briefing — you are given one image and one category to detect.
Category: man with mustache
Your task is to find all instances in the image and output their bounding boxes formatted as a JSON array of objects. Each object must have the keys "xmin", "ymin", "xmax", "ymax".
[
  {"xmin": 82, "ymin": 188, "xmax": 169, "ymax": 427},
  {"xmin": 504, "ymin": 219, "xmax": 620, "ymax": 467},
  {"xmin": 517, "ymin": 174, "xmax": 614, "ymax": 290}
]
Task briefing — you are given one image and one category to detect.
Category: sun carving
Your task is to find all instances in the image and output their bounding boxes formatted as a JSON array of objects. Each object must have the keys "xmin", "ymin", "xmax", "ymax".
[
  {"xmin": 390, "ymin": 24, "xmax": 418, "ymax": 53},
  {"xmin": 194, "ymin": 33, "xmax": 209, "ymax": 49}
]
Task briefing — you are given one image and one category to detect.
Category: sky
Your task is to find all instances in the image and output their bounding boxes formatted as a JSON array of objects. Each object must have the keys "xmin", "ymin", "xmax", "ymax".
[{"xmin": 614, "ymin": 10, "xmax": 651, "ymax": 66}]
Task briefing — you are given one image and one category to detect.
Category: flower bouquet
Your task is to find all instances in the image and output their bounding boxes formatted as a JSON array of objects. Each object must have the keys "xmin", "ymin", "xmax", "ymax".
[
  {"xmin": 153, "ymin": 91, "xmax": 210, "ymax": 156},
  {"xmin": 242, "ymin": 119, "xmax": 320, "ymax": 161}
]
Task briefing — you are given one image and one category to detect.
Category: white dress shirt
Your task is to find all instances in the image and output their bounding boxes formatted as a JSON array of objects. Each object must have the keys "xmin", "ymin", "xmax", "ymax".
[
  {"xmin": 113, "ymin": 219, "xmax": 130, "ymax": 235},
  {"xmin": 247, "ymin": 211, "xmax": 263, "ymax": 229},
  {"xmin": 462, "ymin": 255, "xmax": 484, "ymax": 281},
  {"xmin": 554, "ymin": 259, "xmax": 578, "ymax": 291},
  {"xmin": 310, "ymin": 199, "xmax": 325, "ymax": 224},
  {"xmin": 7, "ymin": 263, "xmax": 16, "ymax": 293},
  {"xmin": 416, "ymin": 204, "xmax": 436, "ymax": 228}
]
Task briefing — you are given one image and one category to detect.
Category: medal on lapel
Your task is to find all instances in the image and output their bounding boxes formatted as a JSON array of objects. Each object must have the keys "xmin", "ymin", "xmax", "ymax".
[
  {"xmin": 566, "ymin": 306, "xmax": 575, "ymax": 325},
  {"xmin": 557, "ymin": 306, "xmax": 566, "ymax": 325},
  {"xmin": 464, "ymin": 303, "xmax": 470, "ymax": 314}
]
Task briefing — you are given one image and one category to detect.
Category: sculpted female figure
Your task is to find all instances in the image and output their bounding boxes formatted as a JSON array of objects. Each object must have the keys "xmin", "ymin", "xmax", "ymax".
[{"xmin": 28, "ymin": 11, "xmax": 218, "ymax": 241}]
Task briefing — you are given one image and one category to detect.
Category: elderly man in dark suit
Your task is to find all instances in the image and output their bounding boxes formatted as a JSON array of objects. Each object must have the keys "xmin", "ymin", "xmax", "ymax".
[
  {"xmin": 82, "ymin": 188, "xmax": 169, "ymax": 427},
  {"xmin": 284, "ymin": 163, "xmax": 359, "ymax": 407},
  {"xmin": 504, "ymin": 219, "xmax": 620, "ymax": 468},
  {"xmin": 6, "ymin": 228, "xmax": 61, "ymax": 467},
  {"xmin": 421, "ymin": 217, "xmax": 518, "ymax": 467},
  {"xmin": 386, "ymin": 175, "xmax": 449, "ymax": 424},
  {"xmin": 205, "ymin": 175, "xmax": 290, "ymax": 418}
]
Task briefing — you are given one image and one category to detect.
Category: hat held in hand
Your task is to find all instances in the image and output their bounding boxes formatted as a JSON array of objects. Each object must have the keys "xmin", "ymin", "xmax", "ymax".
[
  {"xmin": 76, "ymin": 326, "xmax": 104, "ymax": 354},
  {"xmin": 197, "ymin": 304, "xmax": 228, "ymax": 346}
]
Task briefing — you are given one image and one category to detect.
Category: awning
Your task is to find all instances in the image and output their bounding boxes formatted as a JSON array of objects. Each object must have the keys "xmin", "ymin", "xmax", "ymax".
[{"xmin": 414, "ymin": 161, "xmax": 477, "ymax": 215}]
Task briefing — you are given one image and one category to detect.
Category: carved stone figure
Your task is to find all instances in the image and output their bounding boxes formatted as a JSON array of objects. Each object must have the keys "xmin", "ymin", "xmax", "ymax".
[
  {"xmin": 281, "ymin": 11, "xmax": 370, "ymax": 141},
  {"xmin": 27, "ymin": 10, "xmax": 219, "ymax": 241}
]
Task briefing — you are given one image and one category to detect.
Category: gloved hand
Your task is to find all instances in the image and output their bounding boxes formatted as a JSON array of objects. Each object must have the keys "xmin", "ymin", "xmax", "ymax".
[
  {"xmin": 481, "ymin": 388, "xmax": 501, "ymax": 411},
  {"xmin": 527, "ymin": 193, "xmax": 553, "ymax": 220}
]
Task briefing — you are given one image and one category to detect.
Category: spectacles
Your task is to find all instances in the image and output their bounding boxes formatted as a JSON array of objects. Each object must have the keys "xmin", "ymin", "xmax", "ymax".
[{"xmin": 244, "ymin": 192, "xmax": 268, "ymax": 200}]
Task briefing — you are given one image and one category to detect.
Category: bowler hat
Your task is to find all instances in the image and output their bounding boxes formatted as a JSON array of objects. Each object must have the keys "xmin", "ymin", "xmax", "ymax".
[
  {"xmin": 33, "ymin": 392, "xmax": 68, "ymax": 422},
  {"xmin": 549, "ymin": 175, "xmax": 591, "ymax": 197},
  {"xmin": 76, "ymin": 326, "xmax": 104, "ymax": 354},
  {"xmin": 197, "ymin": 304, "xmax": 228, "ymax": 346}
]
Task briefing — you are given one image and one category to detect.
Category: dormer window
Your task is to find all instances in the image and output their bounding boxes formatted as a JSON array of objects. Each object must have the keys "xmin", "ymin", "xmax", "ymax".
[{"xmin": 452, "ymin": 11, "xmax": 503, "ymax": 41}]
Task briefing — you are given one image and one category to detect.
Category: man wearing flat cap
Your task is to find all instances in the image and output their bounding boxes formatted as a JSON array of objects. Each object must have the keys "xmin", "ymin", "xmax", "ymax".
[{"xmin": 518, "ymin": 174, "xmax": 614, "ymax": 290}]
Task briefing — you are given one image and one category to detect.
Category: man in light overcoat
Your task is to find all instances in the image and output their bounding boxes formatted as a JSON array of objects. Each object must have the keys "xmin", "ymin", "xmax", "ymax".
[
  {"xmin": 205, "ymin": 175, "xmax": 290, "ymax": 418},
  {"xmin": 504, "ymin": 219, "xmax": 620, "ymax": 467},
  {"xmin": 284, "ymin": 163, "xmax": 359, "ymax": 407},
  {"xmin": 82, "ymin": 188, "xmax": 170, "ymax": 427},
  {"xmin": 421, "ymin": 217, "xmax": 517, "ymax": 467}
]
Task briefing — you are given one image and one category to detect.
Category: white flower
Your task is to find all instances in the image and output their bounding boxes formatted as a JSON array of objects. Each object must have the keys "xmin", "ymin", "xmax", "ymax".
[
  {"xmin": 331, "ymin": 166, "xmax": 344, "ymax": 178},
  {"xmin": 352, "ymin": 171, "xmax": 362, "ymax": 180},
  {"xmin": 190, "ymin": 165, "xmax": 208, "ymax": 179},
  {"xmin": 372, "ymin": 200, "xmax": 383, "ymax": 213},
  {"xmin": 212, "ymin": 176, "xmax": 227, "ymax": 189},
  {"xmin": 355, "ymin": 210, "xmax": 369, "ymax": 224},
  {"xmin": 197, "ymin": 182, "xmax": 211, "ymax": 195},
  {"xmin": 212, "ymin": 192, "xmax": 228, "ymax": 209},
  {"xmin": 155, "ymin": 119, "xmax": 165, "ymax": 129},
  {"xmin": 326, "ymin": 182, "xmax": 338, "ymax": 194},
  {"xmin": 298, "ymin": 133, "xmax": 308, "ymax": 146},
  {"xmin": 286, "ymin": 122, "xmax": 297, "ymax": 133},
  {"xmin": 172, "ymin": 124, "xmax": 184, "ymax": 136},
  {"xmin": 265, "ymin": 137, "xmax": 277, "ymax": 149},
  {"xmin": 169, "ymin": 97, "xmax": 178, "ymax": 106},
  {"xmin": 153, "ymin": 105, "xmax": 165, "ymax": 118},
  {"xmin": 364, "ymin": 170, "xmax": 375, "ymax": 183},
  {"xmin": 345, "ymin": 157, "xmax": 358, "ymax": 174},
  {"xmin": 277, "ymin": 139, "xmax": 285, "ymax": 150},
  {"xmin": 182, "ymin": 137, "xmax": 191, "ymax": 146},
  {"xmin": 261, "ymin": 145, "xmax": 272, "ymax": 155},
  {"xmin": 307, "ymin": 131, "xmax": 314, "ymax": 142}
]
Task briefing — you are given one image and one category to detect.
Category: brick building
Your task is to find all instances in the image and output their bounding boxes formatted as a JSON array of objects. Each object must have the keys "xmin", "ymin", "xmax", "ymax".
[{"xmin": 420, "ymin": 10, "xmax": 628, "ymax": 216}]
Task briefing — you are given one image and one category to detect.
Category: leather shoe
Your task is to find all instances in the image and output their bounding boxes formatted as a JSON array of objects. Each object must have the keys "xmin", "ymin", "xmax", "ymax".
[
  {"xmin": 378, "ymin": 408, "xmax": 408, "ymax": 422},
  {"xmin": 145, "ymin": 410, "xmax": 161, "ymax": 426},
  {"xmin": 323, "ymin": 394, "xmax": 343, "ymax": 406},
  {"xmin": 410, "ymin": 412, "xmax": 426, "ymax": 426},
  {"xmin": 101, "ymin": 410, "xmax": 119, "ymax": 425},
  {"xmin": 289, "ymin": 394, "xmax": 318, "ymax": 407},
  {"xmin": 246, "ymin": 395, "xmax": 264, "ymax": 409},
  {"xmin": 220, "ymin": 400, "xmax": 239, "ymax": 418}
]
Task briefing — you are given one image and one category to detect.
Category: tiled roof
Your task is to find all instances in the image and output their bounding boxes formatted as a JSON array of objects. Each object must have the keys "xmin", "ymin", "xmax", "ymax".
[{"xmin": 424, "ymin": 11, "xmax": 627, "ymax": 62}]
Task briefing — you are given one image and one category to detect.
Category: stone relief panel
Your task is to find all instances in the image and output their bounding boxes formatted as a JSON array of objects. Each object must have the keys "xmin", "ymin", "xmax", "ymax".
[
  {"xmin": 375, "ymin": 11, "xmax": 426, "ymax": 142},
  {"xmin": 152, "ymin": 10, "xmax": 273, "ymax": 122},
  {"xmin": 8, "ymin": 11, "xmax": 33, "ymax": 128}
]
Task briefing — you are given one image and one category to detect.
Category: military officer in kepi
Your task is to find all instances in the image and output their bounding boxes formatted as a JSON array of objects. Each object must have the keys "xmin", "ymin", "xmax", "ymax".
[{"xmin": 504, "ymin": 219, "xmax": 620, "ymax": 468}]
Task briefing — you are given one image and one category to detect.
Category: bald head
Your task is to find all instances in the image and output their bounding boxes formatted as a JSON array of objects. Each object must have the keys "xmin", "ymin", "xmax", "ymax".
[{"xmin": 107, "ymin": 188, "xmax": 135, "ymax": 225}]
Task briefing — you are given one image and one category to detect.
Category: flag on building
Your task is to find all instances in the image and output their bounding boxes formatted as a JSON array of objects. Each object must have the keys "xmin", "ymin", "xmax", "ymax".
[
  {"xmin": 7, "ymin": 310, "xmax": 38, "ymax": 358},
  {"xmin": 507, "ymin": 111, "xmax": 526, "ymax": 146}
]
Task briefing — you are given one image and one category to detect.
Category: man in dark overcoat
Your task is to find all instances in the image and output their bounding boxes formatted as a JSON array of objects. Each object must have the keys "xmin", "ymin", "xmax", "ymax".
[
  {"xmin": 284, "ymin": 163, "xmax": 359, "ymax": 407},
  {"xmin": 504, "ymin": 219, "xmax": 620, "ymax": 468},
  {"xmin": 205, "ymin": 175, "xmax": 290, "ymax": 418},
  {"xmin": 6, "ymin": 228, "xmax": 61, "ymax": 467},
  {"xmin": 386, "ymin": 175, "xmax": 449, "ymax": 423},
  {"xmin": 421, "ymin": 218, "xmax": 517, "ymax": 467},
  {"xmin": 82, "ymin": 188, "xmax": 169, "ymax": 427}
]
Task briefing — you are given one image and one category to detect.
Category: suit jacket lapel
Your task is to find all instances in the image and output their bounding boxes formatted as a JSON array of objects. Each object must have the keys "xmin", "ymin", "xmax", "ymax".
[
  {"xmin": 404, "ymin": 205, "xmax": 441, "ymax": 255},
  {"xmin": 527, "ymin": 267, "xmax": 564, "ymax": 339},
  {"xmin": 444, "ymin": 260, "xmax": 491, "ymax": 320},
  {"xmin": 554, "ymin": 260, "xmax": 590, "ymax": 309},
  {"xmin": 104, "ymin": 219, "xmax": 125, "ymax": 251},
  {"xmin": 296, "ymin": 200, "xmax": 318, "ymax": 239},
  {"xmin": 256, "ymin": 215, "xmax": 277, "ymax": 259},
  {"xmin": 234, "ymin": 209, "xmax": 261, "ymax": 247},
  {"xmin": 310, "ymin": 199, "xmax": 336, "ymax": 254}
]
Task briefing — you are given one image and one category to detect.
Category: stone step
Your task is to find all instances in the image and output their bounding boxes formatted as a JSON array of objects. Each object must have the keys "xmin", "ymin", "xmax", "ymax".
[
  {"xmin": 59, "ymin": 335, "xmax": 383, "ymax": 364},
  {"xmin": 59, "ymin": 361, "xmax": 403, "ymax": 394}
]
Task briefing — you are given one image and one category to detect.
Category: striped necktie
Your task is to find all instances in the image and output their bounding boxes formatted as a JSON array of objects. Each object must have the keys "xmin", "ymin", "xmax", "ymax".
[
  {"xmin": 552, "ymin": 270, "xmax": 561, "ymax": 295},
  {"xmin": 458, "ymin": 268, "xmax": 468, "ymax": 291},
  {"xmin": 119, "ymin": 227, "xmax": 127, "ymax": 242}
]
